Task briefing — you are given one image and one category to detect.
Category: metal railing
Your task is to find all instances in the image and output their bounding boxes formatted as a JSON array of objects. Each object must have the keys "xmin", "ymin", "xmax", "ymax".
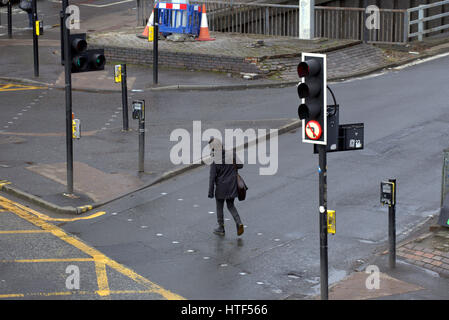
[
  {"xmin": 407, "ymin": 0, "xmax": 449, "ymax": 41},
  {"xmin": 190, "ymin": 1, "xmax": 408, "ymax": 42},
  {"xmin": 191, "ymin": 1, "xmax": 300, "ymax": 37},
  {"xmin": 315, "ymin": 6, "xmax": 407, "ymax": 43}
]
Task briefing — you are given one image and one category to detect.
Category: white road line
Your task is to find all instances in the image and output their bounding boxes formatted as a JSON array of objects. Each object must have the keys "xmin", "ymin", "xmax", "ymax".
[
  {"xmin": 81, "ymin": 0, "xmax": 133, "ymax": 8},
  {"xmin": 393, "ymin": 51, "xmax": 449, "ymax": 71}
]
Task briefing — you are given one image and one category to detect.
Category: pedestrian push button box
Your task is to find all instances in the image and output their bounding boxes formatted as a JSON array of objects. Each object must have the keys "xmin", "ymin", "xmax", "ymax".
[
  {"xmin": 132, "ymin": 100, "xmax": 145, "ymax": 120},
  {"xmin": 380, "ymin": 181, "xmax": 395, "ymax": 206},
  {"xmin": 36, "ymin": 20, "xmax": 44, "ymax": 36}
]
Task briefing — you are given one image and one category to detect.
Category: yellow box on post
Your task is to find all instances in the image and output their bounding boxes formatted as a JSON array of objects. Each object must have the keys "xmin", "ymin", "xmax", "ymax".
[
  {"xmin": 327, "ymin": 210, "xmax": 336, "ymax": 235},
  {"xmin": 35, "ymin": 20, "xmax": 40, "ymax": 36},
  {"xmin": 72, "ymin": 119, "xmax": 81, "ymax": 139},
  {"xmin": 114, "ymin": 65, "xmax": 122, "ymax": 83},
  {"xmin": 148, "ymin": 26, "xmax": 154, "ymax": 42}
]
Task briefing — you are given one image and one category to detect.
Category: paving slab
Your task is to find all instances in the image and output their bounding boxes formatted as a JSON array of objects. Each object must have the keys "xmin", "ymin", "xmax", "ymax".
[{"xmin": 327, "ymin": 271, "xmax": 423, "ymax": 300}]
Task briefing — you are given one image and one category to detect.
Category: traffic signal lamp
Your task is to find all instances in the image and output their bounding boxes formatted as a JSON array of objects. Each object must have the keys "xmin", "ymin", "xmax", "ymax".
[
  {"xmin": 87, "ymin": 49, "xmax": 106, "ymax": 70},
  {"xmin": 63, "ymin": 33, "xmax": 106, "ymax": 73},
  {"xmin": 297, "ymin": 53, "xmax": 327, "ymax": 145}
]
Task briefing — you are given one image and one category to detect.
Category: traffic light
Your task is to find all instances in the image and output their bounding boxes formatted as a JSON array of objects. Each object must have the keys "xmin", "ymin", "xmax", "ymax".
[
  {"xmin": 63, "ymin": 33, "xmax": 106, "ymax": 73},
  {"xmin": 297, "ymin": 53, "xmax": 327, "ymax": 145}
]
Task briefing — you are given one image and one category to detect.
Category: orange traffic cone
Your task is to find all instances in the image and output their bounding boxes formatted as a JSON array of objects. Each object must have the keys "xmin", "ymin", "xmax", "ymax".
[
  {"xmin": 197, "ymin": 4, "xmax": 215, "ymax": 41},
  {"xmin": 142, "ymin": 10, "xmax": 154, "ymax": 38}
]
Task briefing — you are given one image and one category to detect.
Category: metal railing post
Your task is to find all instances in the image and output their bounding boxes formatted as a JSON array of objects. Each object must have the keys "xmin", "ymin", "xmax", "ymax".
[
  {"xmin": 265, "ymin": 7, "xmax": 269, "ymax": 35},
  {"xmin": 403, "ymin": 10, "xmax": 409, "ymax": 43},
  {"xmin": 418, "ymin": 5, "xmax": 424, "ymax": 41}
]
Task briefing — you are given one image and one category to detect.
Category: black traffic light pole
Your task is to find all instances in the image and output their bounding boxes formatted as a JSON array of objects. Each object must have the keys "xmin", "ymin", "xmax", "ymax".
[
  {"xmin": 7, "ymin": 0, "xmax": 12, "ymax": 38},
  {"xmin": 297, "ymin": 55, "xmax": 329, "ymax": 300},
  {"xmin": 318, "ymin": 144, "xmax": 328, "ymax": 300},
  {"xmin": 153, "ymin": 8, "xmax": 158, "ymax": 85},
  {"xmin": 62, "ymin": 0, "xmax": 74, "ymax": 195},
  {"xmin": 32, "ymin": 0, "xmax": 39, "ymax": 77},
  {"xmin": 121, "ymin": 64, "xmax": 129, "ymax": 131}
]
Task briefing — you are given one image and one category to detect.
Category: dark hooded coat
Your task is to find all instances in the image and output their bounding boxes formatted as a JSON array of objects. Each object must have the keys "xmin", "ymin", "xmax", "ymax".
[{"xmin": 208, "ymin": 150, "xmax": 243, "ymax": 200}]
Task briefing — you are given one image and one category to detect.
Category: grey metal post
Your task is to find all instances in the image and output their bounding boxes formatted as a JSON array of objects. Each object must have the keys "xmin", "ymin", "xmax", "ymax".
[
  {"xmin": 62, "ymin": 0, "xmax": 74, "ymax": 195},
  {"xmin": 121, "ymin": 64, "xmax": 129, "ymax": 131},
  {"xmin": 363, "ymin": 0, "xmax": 369, "ymax": 42},
  {"xmin": 265, "ymin": 7, "xmax": 269, "ymax": 35},
  {"xmin": 153, "ymin": 8, "xmax": 159, "ymax": 85},
  {"xmin": 7, "ymin": 0, "xmax": 12, "ymax": 38},
  {"xmin": 32, "ymin": 0, "xmax": 39, "ymax": 77},
  {"xmin": 318, "ymin": 144, "xmax": 328, "ymax": 300},
  {"xmin": 138, "ymin": 105, "xmax": 146, "ymax": 173},
  {"xmin": 389, "ymin": 178, "xmax": 396, "ymax": 269}
]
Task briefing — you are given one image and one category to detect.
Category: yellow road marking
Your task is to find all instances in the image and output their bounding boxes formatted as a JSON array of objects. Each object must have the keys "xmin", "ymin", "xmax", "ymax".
[
  {"xmin": 0, "ymin": 230, "xmax": 51, "ymax": 234},
  {"xmin": 0, "ymin": 180, "xmax": 11, "ymax": 190},
  {"xmin": 0, "ymin": 195, "xmax": 185, "ymax": 300},
  {"xmin": 0, "ymin": 290, "xmax": 157, "ymax": 299},
  {"xmin": 95, "ymin": 260, "xmax": 110, "ymax": 296},
  {"xmin": 0, "ymin": 258, "xmax": 94, "ymax": 263},
  {"xmin": 0, "ymin": 84, "xmax": 47, "ymax": 92},
  {"xmin": 0, "ymin": 198, "xmax": 106, "ymax": 221},
  {"xmin": 0, "ymin": 294, "xmax": 25, "ymax": 298}
]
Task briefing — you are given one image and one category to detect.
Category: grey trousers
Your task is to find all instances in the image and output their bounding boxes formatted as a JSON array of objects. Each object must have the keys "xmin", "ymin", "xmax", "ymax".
[{"xmin": 216, "ymin": 198, "xmax": 242, "ymax": 226}]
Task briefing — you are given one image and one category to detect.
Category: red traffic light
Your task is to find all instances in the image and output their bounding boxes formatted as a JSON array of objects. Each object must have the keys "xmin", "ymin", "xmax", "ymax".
[
  {"xmin": 297, "ymin": 62, "xmax": 309, "ymax": 78},
  {"xmin": 297, "ymin": 59, "xmax": 321, "ymax": 78}
]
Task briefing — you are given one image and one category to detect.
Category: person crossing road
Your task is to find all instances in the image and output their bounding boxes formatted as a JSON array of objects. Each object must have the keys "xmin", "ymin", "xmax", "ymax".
[{"xmin": 208, "ymin": 138, "xmax": 244, "ymax": 237}]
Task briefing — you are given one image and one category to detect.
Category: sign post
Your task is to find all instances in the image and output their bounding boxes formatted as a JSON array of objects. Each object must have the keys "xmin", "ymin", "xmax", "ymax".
[
  {"xmin": 381, "ymin": 179, "xmax": 396, "ymax": 268},
  {"xmin": 132, "ymin": 100, "xmax": 146, "ymax": 172},
  {"xmin": 32, "ymin": 0, "xmax": 39, "ymax": 77}
]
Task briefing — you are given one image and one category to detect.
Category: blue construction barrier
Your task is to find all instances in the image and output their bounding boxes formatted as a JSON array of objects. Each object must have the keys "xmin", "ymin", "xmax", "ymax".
[{"xmin": 156, "ymin": 2, "xmax": 202, "ymax": 36}]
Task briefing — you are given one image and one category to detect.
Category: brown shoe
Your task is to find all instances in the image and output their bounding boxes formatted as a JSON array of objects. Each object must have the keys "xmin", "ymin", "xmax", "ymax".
[{"xmin": 237, "ymin": 224, "xmax": 244, "ymax": 236}]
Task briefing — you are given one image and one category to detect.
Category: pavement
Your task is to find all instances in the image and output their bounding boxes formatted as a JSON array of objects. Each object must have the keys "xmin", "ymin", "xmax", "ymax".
[{"xmin": 321, "ymin": 218, "xmax": 449, "ymax": 300}]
